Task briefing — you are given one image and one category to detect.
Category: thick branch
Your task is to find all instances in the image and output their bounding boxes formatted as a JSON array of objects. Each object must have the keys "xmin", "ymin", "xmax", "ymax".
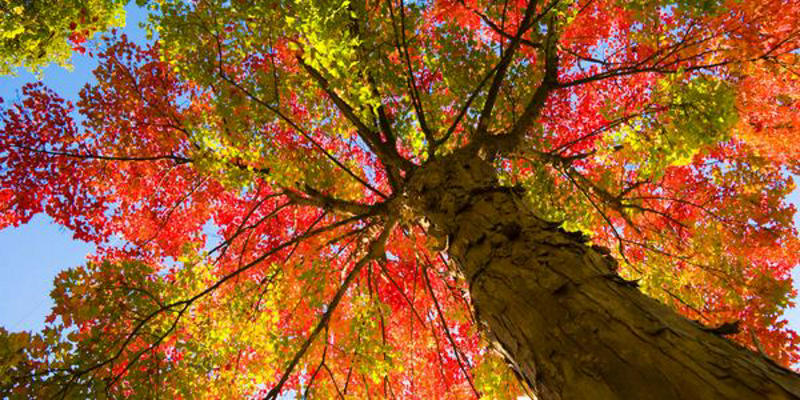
[
  {"xmin": 474, "ymin": 17, "xmax": 559, "ymax": 157},
  {"xmin": 297, "ymin": 56, "xmax": 414, "ymax": 183},
  {"xmin": 285, "ymin": 185, "xmax": 380, "ymax": 216},
  {"xmin": 474, "ymin": 0, "xmax": 540, "ymax": 140}
]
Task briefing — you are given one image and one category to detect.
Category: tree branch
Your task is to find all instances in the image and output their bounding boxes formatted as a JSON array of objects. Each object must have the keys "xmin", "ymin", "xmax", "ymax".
[
  {"xmin": 209, "ymin": 30, "xmax": 388, "ymax": 198},
  {"xmin": 297, "ymin": 56, "xmax": 414, "ymax": 183},
  {"xmin": 264, "ymin": 218, "xmax": 397, "ymax": 400},
  {"xmin": 474, "ymin": 0, "xmax": 541, "ymax": 140},
  {"xmin": 388, "ymin": 0, "xmax": 435, "ymax": 150},
  {"xmin": 422, "ymin": 263, "xmax": 481, "ymax": 398},
  {"xmin": 285, "ymin": 184, "xmax": 380, "ymax": 216}
]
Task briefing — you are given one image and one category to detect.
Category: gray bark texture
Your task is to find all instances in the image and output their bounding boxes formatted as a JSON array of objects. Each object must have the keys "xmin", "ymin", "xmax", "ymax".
[{"xmin": 406, "ymin": 151, "xmax": 800, "ymax": 399}]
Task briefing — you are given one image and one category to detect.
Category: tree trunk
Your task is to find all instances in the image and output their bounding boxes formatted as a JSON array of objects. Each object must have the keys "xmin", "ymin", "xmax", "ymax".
[{"xmin": 407, "ymin": 151, "xmax": 800, "ymax": 400}]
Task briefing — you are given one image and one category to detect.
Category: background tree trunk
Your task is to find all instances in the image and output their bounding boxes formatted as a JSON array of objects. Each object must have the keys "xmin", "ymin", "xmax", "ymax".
[{"xmin": 407, "ymin": 151, "xmax": 800, "ymax": 399}]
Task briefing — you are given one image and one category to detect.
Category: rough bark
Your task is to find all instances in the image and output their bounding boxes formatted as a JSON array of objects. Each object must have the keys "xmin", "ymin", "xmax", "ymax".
[{"xmin": 406, "ymin": 151, "xmax": 800, "ymax": 400}]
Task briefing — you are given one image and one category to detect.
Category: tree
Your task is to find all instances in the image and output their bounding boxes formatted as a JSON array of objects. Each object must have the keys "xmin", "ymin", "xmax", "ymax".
[
  {"xmin": 0, "ymin": 0, "xmax": 127, "ymax": 75},
  {"xmin": 1, "ymin": 0, "xmax": 800, "ymax": 398}
]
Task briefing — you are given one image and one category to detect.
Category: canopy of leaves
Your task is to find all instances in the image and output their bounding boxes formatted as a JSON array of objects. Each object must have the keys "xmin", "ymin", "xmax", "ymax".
[
  {"xmin": 0, "ymin": 0, "xmax": 126, "ymax": 74},
  {"xmin": 0, "ymin": 0, "xmax": 799, "ymax": 398}
]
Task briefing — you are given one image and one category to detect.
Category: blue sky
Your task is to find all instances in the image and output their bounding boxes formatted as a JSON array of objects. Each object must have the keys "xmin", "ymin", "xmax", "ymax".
[{"xmin": 0, "ymin": 4, "xmax": 799, "ymax": 340}]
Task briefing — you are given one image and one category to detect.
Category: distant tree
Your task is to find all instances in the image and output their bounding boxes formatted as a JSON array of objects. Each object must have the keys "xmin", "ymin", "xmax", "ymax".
[{"xmin": 0, "ymin": 0, "xmax": 126, "ymax": 74}]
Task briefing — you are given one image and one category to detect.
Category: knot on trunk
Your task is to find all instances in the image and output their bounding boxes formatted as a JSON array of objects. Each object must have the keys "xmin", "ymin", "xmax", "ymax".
[{"xmin": 404, "ymin": 151, "xmax": 497, "ymax": 237}]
